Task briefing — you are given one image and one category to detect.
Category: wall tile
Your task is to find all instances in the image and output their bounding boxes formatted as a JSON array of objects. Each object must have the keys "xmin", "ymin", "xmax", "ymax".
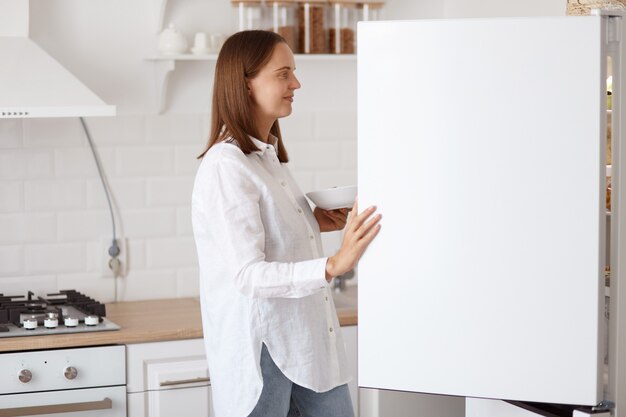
[
  {"xmin": 0, "ymin": 246, "xmax": 23, "ymax": 276},
  {"xmin": 280, "ymin": 111, "xmax": 315, "ymax": 141},
  {"xmin": 177, "ymin": 268, "xmax": 200, "ymax": 298},
  {"xmin": 24, "ymin": 180, "xmax": 86, "ymax": 210},
  {"xmin": 0, "ymin": 275, "xmax": 57, "ymax": 296},
  {"xmin": 82, "ymin": 115, "xmax": 146, "ymax": 145},
  {"xmin": 118, "ymin": 270, "xmax": 177, "ymax": 301},
  {"xmin": 314, "ymin": 111, "xmax": 357, "ymax": 141},
  {"xmin": 176, "ymin": 207, "xmax": 193, "ymax": 236},
  {"xmin": 23, "ymin": 118, "xmax": 84, "ymax": 147},
  {"xmin": 58, "ymin": 211, "xmax": 109, "ymax": 241},
  {"xmin": 289, "ymin": 170, "xmax": 316, "ymax": 194},
  {"xmin": 146, "ymin": 114, "xmax": 204, "ymax": 145},
  {"xmin": 127, "ymin": 239, "xmax": 147, "ymax": 270},
  {"xmin": 287, "ymin": 142, "xmax": 342, "ymax": 170},
  {"xmin": 24, "ymin": 243, "xmax": 85, "ymax": 274},
  {"xmin": 0, "ymin": 213, "xmax": 56, "ymax": 244},
  {"xmin": 54, "ymin": 147, "xmax": 116, "ymax": 178},
  {"xmin": 0, "ymin": 119, "xmax": 23, "ymax": 148},
  {"xmin": 146, "ymin": 237, "xmax": 198, "ymax": 268},
  {"xmin": 175, "ymin": 145, "xmax": 202, "ymax": 175},
  {"xmin": 87, "ymin": 178, "xmax": 147, "ymax": 209},
  {"xmin": 314, "ymin": 171, "xmax": 357, "ymax": 190},
  {"xmin": 147, "ymin": 177, "xmax": 194, "ymax": 207},
  {"xmin": 0, "ymin": 149, "xmax": 53, "ymax": 179},
  {"xmin": 341, "ymin": 141, "xmax": 357, "ymax": 169},
  {"xmin": 121, "ymin": 209, "xmax": 177, "ymax": 238},
  {"xmin": 0, "ymin": 182, "xmax": 22, "ymax": 212},
  {"xmin": 116, "ymin": 146, "xmax": 175, "ymax": 177},
  {"xmin": 57, "ymin": 273, "xmax": 116, "ymax": 303}
]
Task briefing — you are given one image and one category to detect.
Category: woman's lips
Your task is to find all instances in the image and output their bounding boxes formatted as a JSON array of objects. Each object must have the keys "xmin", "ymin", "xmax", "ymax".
[{"xmin": 284, "ymin": 96, "xmax": 294, "ymax": 102}]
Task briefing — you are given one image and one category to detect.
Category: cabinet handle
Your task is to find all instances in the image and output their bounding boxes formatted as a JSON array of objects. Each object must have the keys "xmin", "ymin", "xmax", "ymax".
[
  {"xmin": 0, "ymin": 397, "xmax": 112, "ymax": 416},
  {"xmin": 160, "ymin": 377, "xmax": 211, "ymax": 387}
]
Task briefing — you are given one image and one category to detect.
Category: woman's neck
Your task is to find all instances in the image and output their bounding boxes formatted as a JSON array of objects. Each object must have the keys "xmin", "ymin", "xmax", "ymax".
[{"xmin": 254, "ymin": 114, "xmax": 275, "ymax": 143}]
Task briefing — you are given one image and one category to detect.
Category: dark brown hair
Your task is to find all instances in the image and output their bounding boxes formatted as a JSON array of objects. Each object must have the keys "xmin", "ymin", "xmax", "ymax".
[{"xmin": 197, "ymin": 30, "xmax": 289, "ymax": 162}]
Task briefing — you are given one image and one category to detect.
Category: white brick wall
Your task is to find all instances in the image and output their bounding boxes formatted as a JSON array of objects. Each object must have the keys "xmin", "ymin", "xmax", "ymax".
[{"xmin": 0, "ymin": 104, "xmax": 356, "ymax": 302}]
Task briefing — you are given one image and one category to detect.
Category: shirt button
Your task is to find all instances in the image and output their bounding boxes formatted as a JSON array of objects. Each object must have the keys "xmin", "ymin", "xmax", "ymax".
[
  {"xmin": 297, "ymin": 208, "xmax": 303, "ymax": 214},
  {"xmin": 281, "ymin": 181, "xmax": 286, "ymax": 187},
  {"xmin": 325, "ymin": 295, "xmax": 328, "ymax": 301},
  {"xmin": 329, "ymin": 327, "xmax": 334, "ymax": 333},
  {"xmin": 309, "ymin": 235, "xmax": 314, "ymax": 240}
]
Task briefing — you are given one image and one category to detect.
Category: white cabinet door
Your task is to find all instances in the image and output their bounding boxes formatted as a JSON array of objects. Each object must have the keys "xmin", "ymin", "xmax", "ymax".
[{"xmin": 358, "ymin": 16, "xmax": 606, "ymax": 406}]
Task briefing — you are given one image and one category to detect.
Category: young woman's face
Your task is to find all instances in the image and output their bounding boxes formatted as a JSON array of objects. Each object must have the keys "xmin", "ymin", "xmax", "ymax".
[{"xmin": 248, "ymin": 42, "xmax": 301, "ymax": 124}]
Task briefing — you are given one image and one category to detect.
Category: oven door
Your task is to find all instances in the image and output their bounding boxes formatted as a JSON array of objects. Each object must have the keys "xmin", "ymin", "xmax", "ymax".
[{"xmin": 0, "ymin": 386, "xmax": 126, "ymax": 417}]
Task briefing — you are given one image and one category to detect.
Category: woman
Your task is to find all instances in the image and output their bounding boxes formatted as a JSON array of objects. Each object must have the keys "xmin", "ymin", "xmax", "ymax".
[{"xmin": 192, "ymin": 30, "xmax": 381, "ymax": 417}]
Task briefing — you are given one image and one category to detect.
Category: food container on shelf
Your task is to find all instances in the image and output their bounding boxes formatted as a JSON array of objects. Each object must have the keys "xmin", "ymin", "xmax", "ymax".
[
  {"xmin": 157, "ymin": 23, "xmax": 189, "ymax": 55},
  {"xmin": 232, "ymin": 0, "xmax": 266, "ymax": 31},
  {"xmin": 268, "ymin": 0, "xmax": 298, "ymax": 52},
  {"xmin": 328, "ymin": 0, "xmax": 357, "ymax": 54},
  {"xmin": 357, "ymin": 1, "xmax": 384, "ymax": 21},
  {"xmin": 296, "ymin": 0, "xmax": 328, "ymax": 54}
]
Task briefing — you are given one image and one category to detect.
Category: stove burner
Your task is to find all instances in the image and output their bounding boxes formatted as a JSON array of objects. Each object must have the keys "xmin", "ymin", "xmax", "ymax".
[{"xmin": 0, "ymin": 290, "xmax": 119, "ymax": 338}]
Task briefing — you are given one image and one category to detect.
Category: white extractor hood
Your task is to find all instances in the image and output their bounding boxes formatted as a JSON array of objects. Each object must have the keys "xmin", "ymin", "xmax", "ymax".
[{"xmin": 0, "ymin": 1, "xmax": 115, "ymax": 118}]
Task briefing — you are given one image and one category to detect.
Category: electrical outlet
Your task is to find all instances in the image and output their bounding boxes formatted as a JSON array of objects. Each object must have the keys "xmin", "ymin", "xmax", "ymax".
[{"xmin": 100, "ymin": 237, "xmax": 128, "ymax": 278}]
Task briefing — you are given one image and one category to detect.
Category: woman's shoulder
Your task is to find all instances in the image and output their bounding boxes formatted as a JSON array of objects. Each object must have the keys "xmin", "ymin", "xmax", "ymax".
[{"xmin": 202, "ymin": 140, "xmax": 249, "ymax": 167}]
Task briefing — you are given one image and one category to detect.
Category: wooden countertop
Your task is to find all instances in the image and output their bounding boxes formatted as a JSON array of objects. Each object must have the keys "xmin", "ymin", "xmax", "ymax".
[{"xmin": 0, "ymin": 298, "xmax": 357, "ymax": 352}]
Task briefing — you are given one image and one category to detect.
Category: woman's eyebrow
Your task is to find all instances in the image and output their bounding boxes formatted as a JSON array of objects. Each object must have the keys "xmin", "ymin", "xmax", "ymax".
[{"xmin": 274, "ymin": 66, "xmax": 294, "ymax": 72}]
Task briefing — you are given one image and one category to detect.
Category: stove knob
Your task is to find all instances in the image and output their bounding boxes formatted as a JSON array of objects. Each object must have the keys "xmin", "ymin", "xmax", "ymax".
[
  {"xmin": 64, "ymin": 317, "xmax": 78, "ymax": 327},
  {"xmin": 18, "ymin": 369, "xmax": 32, "ymax": 383},
  {"xmin": 84, "ymin": 315, "xmax": 99, "ymax": 326},
  {"xmin": 44, "ymin": 318, "xmax": 58, "ymax": 329},
  {"xmin": 23, "ymin": 319, "xmax": 37, "ymax": 330},
  {"xmin": 63, "ymin": 366, "xmax": 78, "ymax": 380}
]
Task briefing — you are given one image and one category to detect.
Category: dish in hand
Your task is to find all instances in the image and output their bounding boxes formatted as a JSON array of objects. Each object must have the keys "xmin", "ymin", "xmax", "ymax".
[{"xmin": 305, "ymin": 185, "xmax": 357, "ymax": 210}]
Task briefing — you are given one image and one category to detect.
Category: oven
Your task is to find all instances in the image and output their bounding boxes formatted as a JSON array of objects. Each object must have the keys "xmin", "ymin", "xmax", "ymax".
[{"xmin": 0, "ymin": 345, "xmax": 126, "ymax": 417}]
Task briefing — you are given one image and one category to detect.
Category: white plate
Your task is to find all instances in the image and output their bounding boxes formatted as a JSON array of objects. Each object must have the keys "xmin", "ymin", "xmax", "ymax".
[{"xmin": 305, "ymin": 185, "xmax": 357, "ymax": 210}]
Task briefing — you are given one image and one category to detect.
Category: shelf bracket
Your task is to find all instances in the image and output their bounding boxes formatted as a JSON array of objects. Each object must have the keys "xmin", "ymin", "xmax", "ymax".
[{"xmin": 154, "ymin": 59, "xmax": 176, "ymax": 114}]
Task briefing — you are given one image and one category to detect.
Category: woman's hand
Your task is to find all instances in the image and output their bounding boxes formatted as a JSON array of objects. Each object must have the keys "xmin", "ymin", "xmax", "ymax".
[
  {"xmin": 325, "ymin": 198, "xmax": 381, "ymax": 281},
  {"xmin": 314, "ymin": 207, "xmax": 349, "ymax": 232}
]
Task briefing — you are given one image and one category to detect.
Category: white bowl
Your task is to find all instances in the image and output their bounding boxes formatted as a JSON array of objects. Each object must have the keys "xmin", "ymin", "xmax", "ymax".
[{"xmin": 305, "ymin": 185, "xmax": 357, "ymax": 210}]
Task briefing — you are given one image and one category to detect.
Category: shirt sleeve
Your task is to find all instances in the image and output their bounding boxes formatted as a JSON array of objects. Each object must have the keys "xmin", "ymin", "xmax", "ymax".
[{"xmin": 196, "ymin": 152, "xmax": 328, "ymax": 299}]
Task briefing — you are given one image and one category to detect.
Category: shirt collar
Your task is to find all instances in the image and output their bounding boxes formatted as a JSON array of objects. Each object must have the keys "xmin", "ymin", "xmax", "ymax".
[{"xmin": 249, "ymin": 134, "xmax": 279, "ymax": 155}]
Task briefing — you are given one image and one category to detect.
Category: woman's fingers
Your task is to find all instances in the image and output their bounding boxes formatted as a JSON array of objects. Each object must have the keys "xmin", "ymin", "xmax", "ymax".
[{"xmin": 348, "ymin": 206, "xmax": 378, "ymax": 234}]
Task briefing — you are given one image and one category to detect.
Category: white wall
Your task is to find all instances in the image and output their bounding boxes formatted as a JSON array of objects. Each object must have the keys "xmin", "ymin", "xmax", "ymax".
[{"xmin": 0, "ymin": 0, "xmax": 566, "ymax": 302}]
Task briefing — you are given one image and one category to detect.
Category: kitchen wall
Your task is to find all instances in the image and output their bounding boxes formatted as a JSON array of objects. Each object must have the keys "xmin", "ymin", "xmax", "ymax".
[{"xmin": 0, "ymin": 0, "xmax": 565, "ymax": 302}]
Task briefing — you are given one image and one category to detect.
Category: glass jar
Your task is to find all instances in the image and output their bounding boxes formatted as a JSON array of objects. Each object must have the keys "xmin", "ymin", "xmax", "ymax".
[
  {"xmin": 328, "ymin": 0, "xmax": 357, "ymax": 54},
  {"xmin": 268, "ymin": 1, "xmax": 298, "ymax": 52},
  {"xmin": 232, "ymin": 0, "xmax": 266, "ymax": 31},
  {"xmin": 296, "ymin": 0, "xmax": 328, "ymax": 54},
  {"xmin": 357, "ymin": 1, "xmax": 384, "ymax": 22}
]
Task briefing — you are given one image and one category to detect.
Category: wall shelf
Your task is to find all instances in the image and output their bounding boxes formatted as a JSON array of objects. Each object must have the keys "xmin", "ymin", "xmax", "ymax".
[{"xmin": 145, "ymin": 54, "xmax": 356, "ymax": 113}]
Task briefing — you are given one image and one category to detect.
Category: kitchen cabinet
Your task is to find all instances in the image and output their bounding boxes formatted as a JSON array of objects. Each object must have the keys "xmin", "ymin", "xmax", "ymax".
[
  {"xmin": 126, "ymin": 338, "xmax": 214, "ymax": 417},
  {"xmin": 357, "ymin": 13, "xmax": 624, "ymax": 415}
]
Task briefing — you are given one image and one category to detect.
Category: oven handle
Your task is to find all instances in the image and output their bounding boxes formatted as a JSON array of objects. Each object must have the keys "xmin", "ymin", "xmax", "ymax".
[
  {"xmin": 160, "ymin": 377, "xmax": 211, "ymax": 387},
  {"xmin": 0, "ymin": 397, "xmax": 112, "ymax": 417}
]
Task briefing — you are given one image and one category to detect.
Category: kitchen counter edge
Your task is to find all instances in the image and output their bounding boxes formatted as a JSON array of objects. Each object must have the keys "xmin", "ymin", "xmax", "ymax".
[{"xmin": 0, "ymin": 298, "xmax": 357, "ymax": 352}]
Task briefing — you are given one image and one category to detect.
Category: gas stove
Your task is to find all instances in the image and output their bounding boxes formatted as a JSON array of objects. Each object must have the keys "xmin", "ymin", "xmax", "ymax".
[{"xmin": 0, "ymin": 290, "xmax": 120, "ymax": 338}]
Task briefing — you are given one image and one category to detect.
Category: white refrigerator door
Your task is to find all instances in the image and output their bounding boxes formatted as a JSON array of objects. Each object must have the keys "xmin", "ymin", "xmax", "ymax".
[{"xmin": 358, "ymin": 16, "xmax": 606, "ymax": 406}]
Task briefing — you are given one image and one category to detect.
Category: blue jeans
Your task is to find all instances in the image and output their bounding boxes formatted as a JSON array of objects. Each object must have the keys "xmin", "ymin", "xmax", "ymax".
[{"xmin": 248, "ymin": 344, "xmax": 355, "ymax": 417}]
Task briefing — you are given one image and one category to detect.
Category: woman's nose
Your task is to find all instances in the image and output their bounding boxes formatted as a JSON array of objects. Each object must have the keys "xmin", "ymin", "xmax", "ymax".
[{"xmin": 291, "ymin": 75, "xmax": 301, "ymax": 90}]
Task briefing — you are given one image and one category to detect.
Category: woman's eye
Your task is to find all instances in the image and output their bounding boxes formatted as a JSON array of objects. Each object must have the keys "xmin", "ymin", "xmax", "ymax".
[{"xmin": 279, "ymin": 72, "xmax": 288, "ymax": 79}]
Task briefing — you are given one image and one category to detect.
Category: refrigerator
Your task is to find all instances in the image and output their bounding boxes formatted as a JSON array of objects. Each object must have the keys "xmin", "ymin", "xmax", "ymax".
[{"xmin": 357, "ymin": 10, "xmax": 625, "ymax": 417}]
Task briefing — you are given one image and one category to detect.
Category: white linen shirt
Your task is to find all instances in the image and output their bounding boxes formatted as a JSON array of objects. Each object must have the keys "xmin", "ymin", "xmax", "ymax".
[{"xmin": 191, "ymin": 136, "xmax": 350, "ymax": 417}]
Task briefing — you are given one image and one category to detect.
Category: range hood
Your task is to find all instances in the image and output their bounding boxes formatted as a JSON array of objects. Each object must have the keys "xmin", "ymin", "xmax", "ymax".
[{"xmin": 0, "ymin": 1, "xmax": 115, "ymax": 118}]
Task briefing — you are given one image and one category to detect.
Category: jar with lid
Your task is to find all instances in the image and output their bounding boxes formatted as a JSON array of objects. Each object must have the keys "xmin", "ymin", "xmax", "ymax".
[
  {"xmin": 232, "ymin": 0, "xmax": 266, "ymax": 31},
  {"xmin": 268, "ymin": 0, "xmax": 298, "ymax": 52},
  {"xmin": 296, "ymin": 0, "xmax": 328, "ymax": 54},
  {"xmin": 328, "ymin": 0, "xmax": 357, "ymax": 54},
  {"xmin": 357, "ymin": 1, "xmax": 384, "ymax": 22}
]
